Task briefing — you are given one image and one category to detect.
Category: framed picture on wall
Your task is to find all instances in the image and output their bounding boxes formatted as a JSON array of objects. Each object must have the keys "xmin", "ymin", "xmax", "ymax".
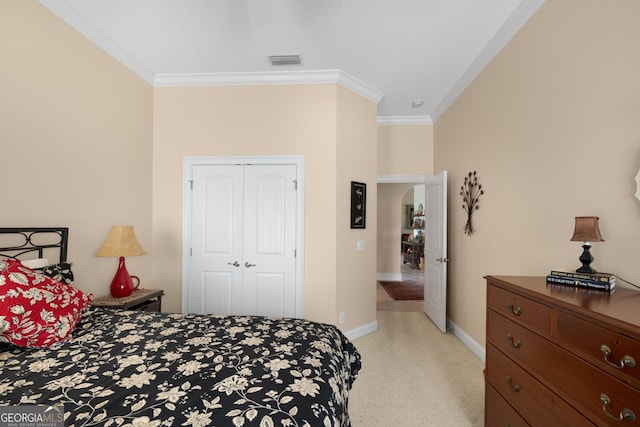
[{"xmin": 350, "ymin": 181, "xmax": 366, "ymax": 229}]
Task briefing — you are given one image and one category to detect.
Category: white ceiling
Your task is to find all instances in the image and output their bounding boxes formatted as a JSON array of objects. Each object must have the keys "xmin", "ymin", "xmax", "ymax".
[{"xmin": 39, "ymin": 0, "xmax": 544, "ymax": 123}]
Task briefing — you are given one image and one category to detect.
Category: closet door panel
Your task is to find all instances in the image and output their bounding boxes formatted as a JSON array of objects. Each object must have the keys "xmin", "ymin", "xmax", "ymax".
[
  {"xmin": 243, "ymin": 165, "xmax": 297, "ymax": 317},
  {"xmin": 189, "ymin": 165, "xmax": 244, "ymax": 315}
]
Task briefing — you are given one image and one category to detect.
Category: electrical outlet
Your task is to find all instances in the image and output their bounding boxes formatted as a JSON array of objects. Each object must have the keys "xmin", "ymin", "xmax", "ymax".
[
  {"xmin": 339, "ymin": 312, "xmax": 346, "ymax": 324},
  {"xmin": 356, "ymin": 240, "xmax": 365, "ymax": 251}
]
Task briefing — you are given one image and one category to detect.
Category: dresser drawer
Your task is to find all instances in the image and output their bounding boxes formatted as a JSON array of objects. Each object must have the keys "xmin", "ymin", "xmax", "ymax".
[
  {"xmin": 557, "ymin": 311, "xmax": 640, "ymax": 390},
  {"xmin": 487, "ymin": 284, "xmax": 553, "ymax": 338},
  {"xmin": 485, "ymin": 382, "xmax": 529, "ymax": 427},
  {"xmin": 486, "ymin": 345, "xmax": 593, "ymax": 427},
  {"xmin": 487, "ymin": 309, "xmax": 549, "ymax": 365}
]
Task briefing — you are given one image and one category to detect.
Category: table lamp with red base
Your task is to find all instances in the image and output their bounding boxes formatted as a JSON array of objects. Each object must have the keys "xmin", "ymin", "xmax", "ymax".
[{"xmin": 96, "ymin": 226, "xmax": 146, "ymax": 298}]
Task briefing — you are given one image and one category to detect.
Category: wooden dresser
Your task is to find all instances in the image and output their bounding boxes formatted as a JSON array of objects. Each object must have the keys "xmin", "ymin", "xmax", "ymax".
[{"xmin": 485, "ymin": 276, "xmax": 640, "ymax": 426}]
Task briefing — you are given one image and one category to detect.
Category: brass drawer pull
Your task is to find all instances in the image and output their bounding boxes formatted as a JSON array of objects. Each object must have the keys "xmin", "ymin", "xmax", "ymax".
[
  {"xmin": 600, "ymin": 344, "xmax": 636, "ymax": 369},
  {"xmin": 506, "ymin": 302, "xmax": 522, "ymax": 316},
  {"xmin": 600, "ymin": 393, "xmax": 636, "ymax": 422},
  {"xmin": 507, "ymin": 334, "xmax": 522, "ymax": 349},
  {"xmin": 505, "ymin": 376, "xmax": 521, "ymax": 392}
]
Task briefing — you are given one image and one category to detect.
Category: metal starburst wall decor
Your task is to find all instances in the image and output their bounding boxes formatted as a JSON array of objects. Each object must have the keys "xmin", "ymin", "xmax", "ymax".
[{"xmin": 460, "ymin": 171, "xmax": 484, "ymax": 235}]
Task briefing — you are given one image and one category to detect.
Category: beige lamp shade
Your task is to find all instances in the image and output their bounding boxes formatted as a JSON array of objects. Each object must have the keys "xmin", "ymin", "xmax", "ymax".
[{"xmin": 96, "ymin": 226, "xmax": 147, "ymax": 257}]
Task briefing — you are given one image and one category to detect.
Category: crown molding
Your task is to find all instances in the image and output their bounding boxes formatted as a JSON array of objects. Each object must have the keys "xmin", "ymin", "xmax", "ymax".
[
  {"xmin": 155, "ymin": 70, "xmax": 384, "ymax": 105},
  {"xmin": 377, "ymin": 116, "xmax": 433, "ymax": 126},
  {"xmin": 430, "ymin": 0, "xmax": 545, "ymax": 122},
  {"xmin": 334, "ymin": 71, "xmax": 385, "ymax": 104}
]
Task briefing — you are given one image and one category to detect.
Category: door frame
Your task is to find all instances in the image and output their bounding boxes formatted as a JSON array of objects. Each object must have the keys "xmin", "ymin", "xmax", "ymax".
[{"xmin": 182, "ymin": 156, "xmax": 305, "ymax": 317}]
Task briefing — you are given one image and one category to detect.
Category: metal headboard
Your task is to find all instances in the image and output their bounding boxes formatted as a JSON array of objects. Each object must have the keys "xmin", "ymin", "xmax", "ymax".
[{"xmin": 0, "ymin": 228, "xmax": 68, "ymax": 262}]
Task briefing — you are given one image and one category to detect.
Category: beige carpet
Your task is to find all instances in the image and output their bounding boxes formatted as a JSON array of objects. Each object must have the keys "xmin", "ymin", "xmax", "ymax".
[{"xmin": 348, "ymin": 311, "xmax": 485, "ymax": 426}]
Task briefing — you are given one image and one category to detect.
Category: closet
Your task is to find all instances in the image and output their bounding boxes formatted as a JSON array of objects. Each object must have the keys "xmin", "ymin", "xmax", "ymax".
[{"xmin": 186, "ymin": 163, "xmax": 298, "ymax": 317}]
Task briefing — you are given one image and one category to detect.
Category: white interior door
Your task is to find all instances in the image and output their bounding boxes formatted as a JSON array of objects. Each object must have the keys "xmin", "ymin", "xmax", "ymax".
[
  {"xmin": 242, "ymin": 165, "xmax": 297, "ymax": 317},
  {"xmin": 424, "ymin": 171, "xmax": 448, "ymax": 333},
  {"xmin": 190, "ymin": 165, "xmax": 244, "ymax": 315},
  {"xmin": 187, "ymin": 163, "xmax": 297, "ymax": 317}
]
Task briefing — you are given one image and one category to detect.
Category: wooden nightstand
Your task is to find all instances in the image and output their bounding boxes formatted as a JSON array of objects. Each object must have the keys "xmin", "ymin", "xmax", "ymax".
[{"xmin": 91, "ymin": 289, "xmax": 164, "ymax": 312}]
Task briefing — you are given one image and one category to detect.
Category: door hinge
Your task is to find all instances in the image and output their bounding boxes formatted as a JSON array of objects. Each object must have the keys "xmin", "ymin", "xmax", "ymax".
[
  {"xmin": 294, "ymin": 249, "xmax": 297, "ymax": 258},
  {"xmin": 189, "ymin": 180, "xmax": 194, "ymax": 190},
  {"xmin": 190, "ymin": 248, "xmax": 192, "ymax": 256},
  {"xmin": 292, "ymin": 179, "xmax": 297, "ymax": 190}
]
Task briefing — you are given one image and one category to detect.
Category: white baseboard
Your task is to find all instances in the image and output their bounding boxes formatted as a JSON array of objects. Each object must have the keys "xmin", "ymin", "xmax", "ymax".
[
  {"xmin": 344, "ymin": 320, "xmax": 378, "ymax": 341},
  {"xmin": 376, "ymin": 272, "xmax": 402, "ymax": 281},
  {"xmin": 447, "ymin": 318, "xmax": 486, "ymax": 362}
]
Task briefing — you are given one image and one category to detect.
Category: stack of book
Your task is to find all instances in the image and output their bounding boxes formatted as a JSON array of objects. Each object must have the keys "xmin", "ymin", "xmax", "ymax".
[{"xmin": 546, "ymin": 270, "xmax": 616, "ymax": 291}]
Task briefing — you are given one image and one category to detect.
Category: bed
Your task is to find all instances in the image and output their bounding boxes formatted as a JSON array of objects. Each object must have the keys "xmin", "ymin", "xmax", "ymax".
[{"xmin": 0, "ymin": 228, "xmax": 361, "ymax": 426}]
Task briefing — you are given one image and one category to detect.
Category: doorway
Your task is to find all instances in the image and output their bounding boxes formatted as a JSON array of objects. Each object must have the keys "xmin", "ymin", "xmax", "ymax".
[
  {"xmin": 376, "ymin": 182, "xmax": 424, "ymax": 312},
  {"xmin": 376, "ymin": 172, "xmax": 448, "ymax": 332}
]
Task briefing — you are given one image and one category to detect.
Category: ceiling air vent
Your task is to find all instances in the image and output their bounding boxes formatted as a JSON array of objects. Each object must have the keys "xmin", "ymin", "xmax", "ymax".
[{"xmin": 268, "ymin": 54, "xmax": 302, "ymax": 66}]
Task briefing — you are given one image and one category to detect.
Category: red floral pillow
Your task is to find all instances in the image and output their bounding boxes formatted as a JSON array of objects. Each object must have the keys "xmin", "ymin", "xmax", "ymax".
[{"xmin": 0, "ymin": 258, "xmax": 93, "ymax": 348}]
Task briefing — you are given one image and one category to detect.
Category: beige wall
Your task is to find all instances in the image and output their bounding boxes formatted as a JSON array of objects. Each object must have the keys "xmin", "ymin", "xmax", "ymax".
[
  {"xmin": 435, "ymin": 0, "xmax": 640, "ymax": 347},
  {"xmin": 377, "ymin": 124, "xmax": 434, "ymax": 175},
  {"xmin": 152, "ymin": 84, "xmax": 378, "ymax": 329},
  {"xmin": 336, "ymin": 86, "xmax": 378, "ymax": 330},
  {"xmin": 1, "ymin": 1, "xmax": 154, "ymax": 298}
]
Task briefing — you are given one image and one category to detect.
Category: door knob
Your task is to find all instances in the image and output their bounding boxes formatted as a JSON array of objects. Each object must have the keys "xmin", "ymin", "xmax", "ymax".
[
  {"xmin": 227, "ymin": 261, "xmax": 240, "ymax": 267},
  {"xmin": 245, "ymin": 262, "xmax": 256, "ymax": 268},
  {"xmin": 436, "ymin": 257, "xmax": 449, "ymax": 263}
]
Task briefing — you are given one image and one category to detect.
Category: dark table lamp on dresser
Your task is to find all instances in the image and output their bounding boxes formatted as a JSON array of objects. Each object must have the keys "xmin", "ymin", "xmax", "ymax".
[{"xmin": 570, "ymin": 216, "xmax": 604, "ymax": 274}]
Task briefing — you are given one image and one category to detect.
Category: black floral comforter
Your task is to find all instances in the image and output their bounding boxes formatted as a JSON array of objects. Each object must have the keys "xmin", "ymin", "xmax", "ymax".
[{"xmin": 0, "ymin": 307, "xmax": 361, "ymax": 426}]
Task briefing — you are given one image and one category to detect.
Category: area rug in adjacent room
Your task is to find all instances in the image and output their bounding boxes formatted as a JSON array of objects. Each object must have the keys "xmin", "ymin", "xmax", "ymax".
[{"xmin": 378, "ymin": 280, "xmax": 424, "ymax": 301}]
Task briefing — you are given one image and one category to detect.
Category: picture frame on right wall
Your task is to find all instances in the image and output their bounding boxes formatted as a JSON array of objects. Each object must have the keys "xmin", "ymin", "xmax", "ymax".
[{"xmin": 350, "ymin": 181, "xmax": 366, "ymax": 229}]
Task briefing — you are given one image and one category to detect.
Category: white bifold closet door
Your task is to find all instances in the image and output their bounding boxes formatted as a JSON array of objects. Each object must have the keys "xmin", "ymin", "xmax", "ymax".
[{"xmin": 188, "ymin": 164, "xmax": 297, "ymax": 317}]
